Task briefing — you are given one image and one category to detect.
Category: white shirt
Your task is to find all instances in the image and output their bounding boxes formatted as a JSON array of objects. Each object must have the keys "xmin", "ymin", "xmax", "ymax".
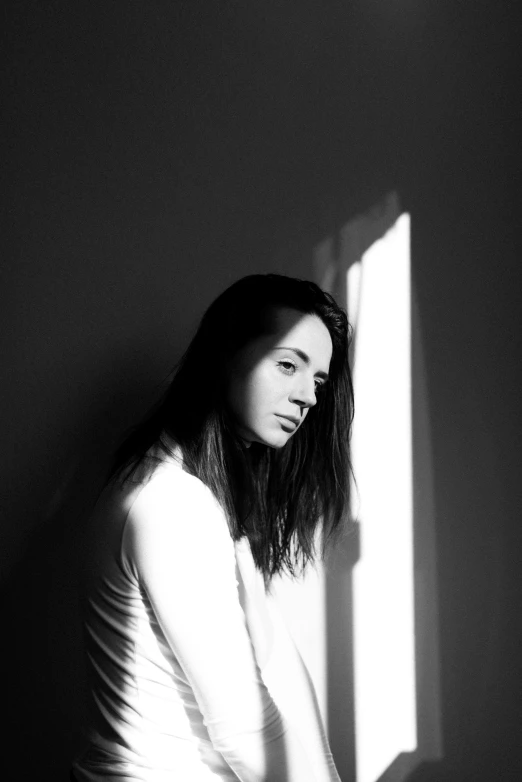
[{"xmin": 72, "ymin": 452, "xmax": 340, "ymax": 781}]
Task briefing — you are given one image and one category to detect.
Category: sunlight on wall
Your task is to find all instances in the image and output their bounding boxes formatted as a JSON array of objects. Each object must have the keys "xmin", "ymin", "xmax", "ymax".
[
  {"xmin": 349, "ymin": 214, "xmax": 417, "ymax": 782},
  {"xmin": 275, "ymin": 203, "xmax": 425, "ymax": 782}
]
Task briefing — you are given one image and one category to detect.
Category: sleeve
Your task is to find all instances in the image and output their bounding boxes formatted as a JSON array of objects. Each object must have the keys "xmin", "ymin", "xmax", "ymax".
[
  {"xmin": 121, "ymin": 469, "xmax": 323, "ymax": 782},
  {"xmin": 261, "ymin": 595, "xmax": 342, "ymax": 782},
  {"xmin": 234, "ymin": 538, "xmax": 341, "ymax": 782}
]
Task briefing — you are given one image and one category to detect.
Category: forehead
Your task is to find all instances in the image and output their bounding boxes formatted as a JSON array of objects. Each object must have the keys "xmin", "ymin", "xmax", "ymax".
[{"xmin": 264, "ymin": 307, "xmax": 333, "ymax": 366}]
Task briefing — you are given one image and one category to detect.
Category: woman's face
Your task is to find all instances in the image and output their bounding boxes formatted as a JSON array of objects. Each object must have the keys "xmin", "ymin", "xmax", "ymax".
[{"xmin": 226, "ymin": 307, "xmax": 333, "ymax": 448}]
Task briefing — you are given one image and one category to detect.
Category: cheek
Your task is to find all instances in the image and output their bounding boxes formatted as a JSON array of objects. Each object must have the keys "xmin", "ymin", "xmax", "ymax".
[
  {"xmin": 245, "ymin": 369, "xmax": 274, "ymax": 415},
  {"xmin": 228, "ymin": 370, "xmax": 265, "ymax": 422},
  {"xmin": 228, "ymin": 361, "xmax": 284, "ymax": 421},
  {"xmin": 244, "ymin": 369, "xmax": 283, "ymax": 424}
]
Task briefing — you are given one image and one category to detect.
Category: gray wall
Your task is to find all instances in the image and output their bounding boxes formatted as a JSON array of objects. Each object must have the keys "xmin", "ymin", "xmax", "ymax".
[{"xmin": 2, "ymin": 2, "xmax": 520, "ymax": 780}]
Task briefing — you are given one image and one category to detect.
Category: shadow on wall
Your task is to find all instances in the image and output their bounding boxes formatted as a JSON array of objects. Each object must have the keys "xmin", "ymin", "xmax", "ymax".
[{"xmin": 1, "ymin": 344, "xmax": 168, "ymax": 782}]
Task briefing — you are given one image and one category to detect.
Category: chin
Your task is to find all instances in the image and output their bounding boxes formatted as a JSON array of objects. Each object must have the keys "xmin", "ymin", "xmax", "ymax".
[
  {"xmin": 235, "ymin": 422, "xmax": 293, "ymax": 449},
  {"xmin": 255, "ymin": 430, "xmax": 293, "ymax": 449}
]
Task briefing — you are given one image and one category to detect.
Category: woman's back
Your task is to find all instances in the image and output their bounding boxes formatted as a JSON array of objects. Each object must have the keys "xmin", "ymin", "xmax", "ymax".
[{"xmin": 73, "ymin": 454, "xmax": 265, "ymax": 781}]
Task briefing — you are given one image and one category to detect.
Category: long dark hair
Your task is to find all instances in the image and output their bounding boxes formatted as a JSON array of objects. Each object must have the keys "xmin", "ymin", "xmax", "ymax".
[{"xmin": 110, "ymin": 274, "xmax": 354, "ymax": 583}]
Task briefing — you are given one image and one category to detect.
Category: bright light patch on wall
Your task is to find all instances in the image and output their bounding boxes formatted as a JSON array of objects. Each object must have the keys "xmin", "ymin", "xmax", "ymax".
[
  {"xmin": 347, "ymin": 260, "xmax": 362, "ymax": 327},
  {"xmin": 349, "ymin": 214, "xmax": 417, "ymax": 782}
]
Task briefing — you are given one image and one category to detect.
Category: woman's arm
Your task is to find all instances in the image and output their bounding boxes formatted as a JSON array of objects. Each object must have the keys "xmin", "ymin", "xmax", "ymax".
[
  {"xmin": 234, "ymin": 539, "xmax": 341, "ymax": 782},
  {"xmin": 262, "ymin": 594, "xmax": 342, "ymax": 782},
  {"xmin": 122, "ymin": 468, "xmax": 325, "ymax": 782}
]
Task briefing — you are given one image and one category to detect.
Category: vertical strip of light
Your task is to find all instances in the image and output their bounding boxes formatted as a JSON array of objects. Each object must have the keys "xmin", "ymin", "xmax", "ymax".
[{"xmin": 349, "ymin": 214, "xmax": 417, "ymax": 782}]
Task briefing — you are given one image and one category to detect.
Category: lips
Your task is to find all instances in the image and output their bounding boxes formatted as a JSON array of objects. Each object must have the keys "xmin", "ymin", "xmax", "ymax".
[{"xmin": 276, "ymin": 414, "xmax": 300, "ymax": 427}]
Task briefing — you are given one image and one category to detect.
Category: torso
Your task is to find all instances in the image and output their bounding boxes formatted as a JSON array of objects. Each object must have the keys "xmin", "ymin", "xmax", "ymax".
[{"xmin": 72, "ymin": 451, "xmax": 269, "ymax": 782}]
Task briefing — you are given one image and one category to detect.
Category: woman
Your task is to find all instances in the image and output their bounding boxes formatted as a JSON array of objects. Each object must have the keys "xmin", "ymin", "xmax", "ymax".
[{"xmin": 72, "ymin": 273, "xmax": 354, "ymax": 781}]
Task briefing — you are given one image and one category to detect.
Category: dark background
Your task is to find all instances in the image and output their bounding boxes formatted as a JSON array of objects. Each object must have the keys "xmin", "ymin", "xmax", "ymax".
[{"xmin": 1, "ymin": 1, "xmax": 520, "ymax": 780}]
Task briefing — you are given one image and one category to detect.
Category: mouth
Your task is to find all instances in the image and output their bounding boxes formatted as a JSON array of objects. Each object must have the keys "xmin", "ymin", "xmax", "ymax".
[{"xmin": 275, "ymin": 414, "xmax": 300, "ymax": 429}]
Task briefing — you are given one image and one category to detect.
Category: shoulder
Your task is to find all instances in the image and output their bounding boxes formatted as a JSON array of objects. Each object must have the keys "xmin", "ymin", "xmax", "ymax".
[
  {"xmin": 132, "ymin": 460, "xmax": 221, "ymax": 514},
  {"xmin": 124, "ymin": 460, "xmax": 231, "ymax": 552},
  {"xmin": 121, "ymin": 460, "xmax": 237, "ymax": 590}
]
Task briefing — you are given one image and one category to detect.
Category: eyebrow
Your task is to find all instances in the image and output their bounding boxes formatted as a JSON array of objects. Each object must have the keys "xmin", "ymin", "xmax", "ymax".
[{"xmin": 275, "ymin": 347, "xmax": 330, "ymax": 380}]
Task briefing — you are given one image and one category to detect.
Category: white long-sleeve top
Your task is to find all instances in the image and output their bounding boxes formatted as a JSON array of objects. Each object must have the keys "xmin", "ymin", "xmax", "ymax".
[{"xmin": 72, "ymin": 452, "xmax": 340, "ymax": 781}]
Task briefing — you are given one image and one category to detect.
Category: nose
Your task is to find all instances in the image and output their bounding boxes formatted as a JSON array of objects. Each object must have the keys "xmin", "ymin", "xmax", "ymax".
[{"xmin": 289, "ymin": 376, "xmax": 317, "ymax": 410}]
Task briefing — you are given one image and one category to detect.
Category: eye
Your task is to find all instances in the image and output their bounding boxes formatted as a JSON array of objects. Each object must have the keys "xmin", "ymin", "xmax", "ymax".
[
  {"xmin": 277, "ymin": 360, "xmax": 297, "ymax": 375},
  {"xmin": 314, "ymin": 379, "xmax": 325, "ymax": 392}
]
